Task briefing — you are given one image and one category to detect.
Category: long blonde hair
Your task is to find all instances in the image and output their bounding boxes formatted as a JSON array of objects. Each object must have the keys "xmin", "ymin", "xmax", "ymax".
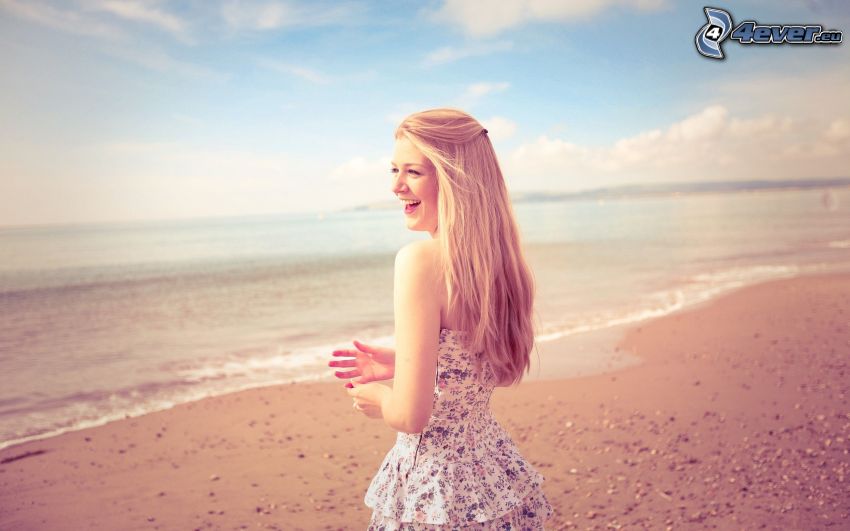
[{"xmin": 395, "ymin": 108, "xmax": 538, "ymax": 387}]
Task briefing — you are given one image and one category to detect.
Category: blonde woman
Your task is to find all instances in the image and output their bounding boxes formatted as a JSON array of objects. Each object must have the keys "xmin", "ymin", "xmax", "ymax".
[{"xmin": 328, "ymin": 108, "xmax": 554, "ymax": 529}]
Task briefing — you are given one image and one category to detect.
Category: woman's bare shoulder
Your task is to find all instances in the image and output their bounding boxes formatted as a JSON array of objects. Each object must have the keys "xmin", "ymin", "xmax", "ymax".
[
  {"xmin": 396, "ymin": 239, "xmax": 441, "ymax": 263},
  {"xmin": 395, "ymin": 240, "xmax": 442, "ymax": 282},
  {"xmin": 396, "ymin": 240, "xmax": 456, "ymax": 328}
]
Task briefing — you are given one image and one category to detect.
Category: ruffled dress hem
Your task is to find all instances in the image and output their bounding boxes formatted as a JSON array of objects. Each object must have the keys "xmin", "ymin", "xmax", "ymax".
[{"xmin": 367, "ymin": 486, "xmax": 554, "ymax": 530}]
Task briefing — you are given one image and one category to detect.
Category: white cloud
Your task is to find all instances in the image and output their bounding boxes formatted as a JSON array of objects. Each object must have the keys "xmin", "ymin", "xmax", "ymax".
[
  {"xmin": 104, "ymin": 45, "xmax": 227, "ymax": 81},
  {"xmin": 464, "ymin": 81, "xmax": 510, "ymax": 98},
  {"xmin": 823, "ymin": 119, "xmax": 850, "ymax": 143},
  {"xmin": 708, "ymin": 67, "xmax": 850, "ymax": 122},
  {"xmin": 327, "ymin": 156, "xmax": 394, "ymax": 210},
  {"xmin": 329, "ymin": 156, "xmax": 389, "ymax": 183},
  {"xmin": 221, "ymin": 0, "xmax": 292, "ymax": 30},
  {"xmin": 428, "ymin": 0, "xmax": 525, "ymax": 38},
  {"xmin": 220, "ymin": 0, "xmax": 360, "ymax": 31},
  {"xmin": 422, "ymin": 40, "xmax": 514, "ymax": 67},
  {"xmin": 787, "ymin": 117, "xmax": 850, "ymax": 158},
  {"xmin": 504, "ymin": 105, "xmax": 850, "ymax": 191},
  {"xmin": 526, "ymin": 0, "xmax": 666, "ymax": 20},
  {"xmin": 256, "ymin": 57, "xmax": 330, "ymax": 84},
  {"xmin": 428, "ymin": 0, "xmax": 667, "ymax": 37},
  {"xmin": 0, "ymin": 1, "xmax": 222, "ymax": 78},
  {"xmin": 93, "ymin": 0, "xmax": 190, "ymax": 42},
  {"xmin": 0, "ymin": 0, "xmax": 126, "ymax": 40},
  {"xmin": 455, "ymin": 81, "xmax": 510, "ymax": 108}
]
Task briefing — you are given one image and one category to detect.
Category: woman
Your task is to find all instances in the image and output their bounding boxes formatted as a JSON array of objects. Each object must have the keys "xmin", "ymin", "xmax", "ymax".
[{"xmin": 327, "ymin": 108, "xmax": 554, "ymax": 529}]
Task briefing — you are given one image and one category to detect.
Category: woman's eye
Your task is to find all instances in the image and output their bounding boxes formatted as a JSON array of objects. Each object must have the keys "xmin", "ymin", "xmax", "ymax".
[{"xmin": 390, "ymin": 168, "xmax": 420, "ymax": 176}]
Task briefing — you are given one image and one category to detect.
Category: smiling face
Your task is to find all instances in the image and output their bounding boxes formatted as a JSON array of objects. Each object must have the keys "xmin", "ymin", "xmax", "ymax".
[{"xmin": 391, "ymin": 136, "xmax": 439, "ymax": 238}]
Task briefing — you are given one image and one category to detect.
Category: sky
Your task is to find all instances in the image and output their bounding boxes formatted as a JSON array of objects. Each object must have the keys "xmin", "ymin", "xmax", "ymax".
[{"xmin": 0, "ymin": 0, "xmax": 848, "ymax": 227}]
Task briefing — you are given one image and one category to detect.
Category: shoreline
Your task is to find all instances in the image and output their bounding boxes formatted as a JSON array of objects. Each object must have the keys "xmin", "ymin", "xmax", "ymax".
[
  {"xmin": 4, "ymin": 263, "xmax": 839, "ymax": 454},
  {"xmin": 1, "ymin": 270, "xmax": 849, "ymax": 529}
]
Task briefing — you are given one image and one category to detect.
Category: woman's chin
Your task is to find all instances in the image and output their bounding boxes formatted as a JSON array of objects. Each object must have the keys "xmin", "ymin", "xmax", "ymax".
[
  {"xmin": 405, "ymin": 220, "xmax": 428, "ymax": 232},
  {"xmin": 403, "ymin": 214, "xmax": 437, "ymax": 233}
]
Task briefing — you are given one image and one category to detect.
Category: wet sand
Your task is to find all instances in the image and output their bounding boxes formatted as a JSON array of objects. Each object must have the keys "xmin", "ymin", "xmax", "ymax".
[{"xmin": 1, "ymin": 272, "xmax": 848, "ymax": 530}]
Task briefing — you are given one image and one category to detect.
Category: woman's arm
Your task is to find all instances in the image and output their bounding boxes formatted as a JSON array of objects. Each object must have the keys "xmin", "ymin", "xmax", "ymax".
[{"xmin": 380, "ymin": 240, "xmax": 442, "ymax": 434}]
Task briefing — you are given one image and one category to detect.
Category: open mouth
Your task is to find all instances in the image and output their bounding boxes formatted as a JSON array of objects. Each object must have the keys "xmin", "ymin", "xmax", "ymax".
[{"xmin": 403, "ymin": 200, "xmax": 421, "ymax": 214}]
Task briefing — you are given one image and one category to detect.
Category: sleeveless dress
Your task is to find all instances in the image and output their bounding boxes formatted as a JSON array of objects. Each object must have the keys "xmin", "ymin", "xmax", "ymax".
[{"xmin": 364, "ymin": 328, "xmax": 554, "ymax": 529}]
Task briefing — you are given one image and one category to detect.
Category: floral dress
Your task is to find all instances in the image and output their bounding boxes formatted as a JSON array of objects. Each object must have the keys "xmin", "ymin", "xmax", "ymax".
[{"xmin": 364, "ymin": 328, "xmax": 554, "ymax": 530}]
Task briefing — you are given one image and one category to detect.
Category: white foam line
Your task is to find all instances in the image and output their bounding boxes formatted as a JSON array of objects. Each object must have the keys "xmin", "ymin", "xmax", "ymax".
[
  {"xmin": 535, "ymin": 263, "xmax": 803, "ymax": 343},
  {"xmin": 0, "ymin": 372, "xmax": 331, "ymax": 452},
  {"xmin": 1, "ymin": 331, "xmax": 395, "ymax": 450}
]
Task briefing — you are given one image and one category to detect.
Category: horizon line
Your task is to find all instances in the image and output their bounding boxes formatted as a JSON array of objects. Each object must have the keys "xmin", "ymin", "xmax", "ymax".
[{"xmin": 2, "ymin": 176, "xmax": 848, "ymax": 231}]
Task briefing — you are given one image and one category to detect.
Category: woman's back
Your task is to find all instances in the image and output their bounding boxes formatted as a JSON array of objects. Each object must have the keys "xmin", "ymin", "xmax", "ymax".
[{"xmin": 364, "ymin": 328, "xmax": 553, "ymax": 528}]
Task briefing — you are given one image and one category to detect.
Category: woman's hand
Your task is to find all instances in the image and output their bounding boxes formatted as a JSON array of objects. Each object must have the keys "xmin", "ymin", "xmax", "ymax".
[
  {"xmin": 328, "ymin": 340, "xmax": 395, "ymax": 385},
  {"xmin": 347, "ymin": 381, "xmax": 391, "ymax": 420}
]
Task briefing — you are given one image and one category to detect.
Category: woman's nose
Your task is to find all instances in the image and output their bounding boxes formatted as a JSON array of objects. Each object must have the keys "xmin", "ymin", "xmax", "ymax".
[{"xmin": 391, "ymin": 173, "xmax": 406, "ymax": 194}]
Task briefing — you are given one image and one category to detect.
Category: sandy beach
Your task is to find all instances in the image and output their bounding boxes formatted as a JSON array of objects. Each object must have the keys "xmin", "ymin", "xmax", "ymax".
[{"xmin": 1, "ymin": 271, "xmax": 848, "ymax": 530}]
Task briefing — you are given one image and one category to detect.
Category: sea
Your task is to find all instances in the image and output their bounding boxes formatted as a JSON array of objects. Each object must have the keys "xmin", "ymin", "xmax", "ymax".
[{"xmin": 1, "ymin": 186, "xmax": 849, "ymax": 450}]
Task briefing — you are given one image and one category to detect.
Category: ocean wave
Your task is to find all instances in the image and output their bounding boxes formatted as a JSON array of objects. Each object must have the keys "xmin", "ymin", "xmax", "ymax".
[{"xmin": 534, "ymin": 263, "xmax": 803, "ymax": 343}]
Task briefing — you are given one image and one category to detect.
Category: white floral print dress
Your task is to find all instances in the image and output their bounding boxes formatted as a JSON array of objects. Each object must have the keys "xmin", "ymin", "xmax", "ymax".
[{"xmin": 364, "ymin": 328, "xmax": 554, "ymax": 530}]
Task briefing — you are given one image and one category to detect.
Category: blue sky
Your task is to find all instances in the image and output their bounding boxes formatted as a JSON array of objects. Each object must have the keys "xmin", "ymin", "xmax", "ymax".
[{"xmin": 1, "ymin": 0, "xmax": 848, "ymax": 226}]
